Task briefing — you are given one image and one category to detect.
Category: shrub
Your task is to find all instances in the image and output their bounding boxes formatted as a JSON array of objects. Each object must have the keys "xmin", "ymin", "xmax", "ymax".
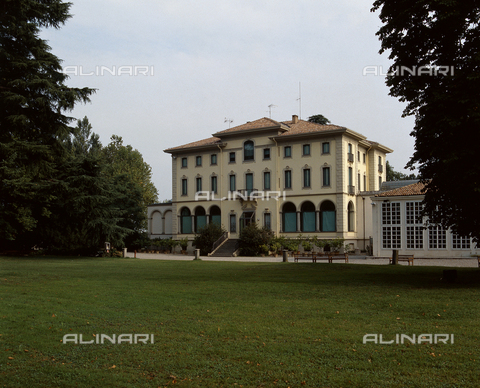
[
  {"xmin": 238, "ymin": 223, "xmax": 274, "ymax": 256},
  {"xmin": 193, "ymin": 222, "xmax": 226, "ymax": 256}
]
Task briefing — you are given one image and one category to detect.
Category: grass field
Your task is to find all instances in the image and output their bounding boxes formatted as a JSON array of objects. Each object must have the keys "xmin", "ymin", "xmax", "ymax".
[{"xmin": 1, "ymin": 257, "xmax": 479, "ymax": 387}]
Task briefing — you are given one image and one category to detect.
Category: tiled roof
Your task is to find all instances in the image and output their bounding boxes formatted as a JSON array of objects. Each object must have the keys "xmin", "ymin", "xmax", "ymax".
[
  {"xmin": 164, "ymin": 136, "xmax": 222, "ymax": 152},
  {"xmin": 213, "ymin": 117, "xmax": 284, "ymax": 135},
  {"xmin": 376, "ymin": 181, "xmax": 427, "ymax": 197},
  {"xmin": 278, "ymin": 120, "xmax": 345, "ymax": 136},
  {"xmin": 165, "ymin": 116, "xmax": 384, "ymax": 152}
]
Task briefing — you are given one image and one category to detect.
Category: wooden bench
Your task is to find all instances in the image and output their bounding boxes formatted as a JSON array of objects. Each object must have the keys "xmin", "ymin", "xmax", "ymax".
[
  {"xmin": 389, "ymin": 254, "xmax": 414, "ymax": 266},
  {"xmin": 293, "ymin": 252, "xmax": 317, "ymax": 263},
  {"xmin": 328, "ymin": 253, "xmax": 349, "ymax": 263}
]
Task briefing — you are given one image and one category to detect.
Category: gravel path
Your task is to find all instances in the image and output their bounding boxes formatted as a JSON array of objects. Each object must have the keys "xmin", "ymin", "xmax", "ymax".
[{"xmin": 134, "ymin": 252, "xmax": 479, "ymax": 268}]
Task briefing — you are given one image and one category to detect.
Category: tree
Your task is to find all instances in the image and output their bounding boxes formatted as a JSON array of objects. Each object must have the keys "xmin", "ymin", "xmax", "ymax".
[
  {"xmin": 67, "ymin": 117, "xmax": 102, "ymax": 157},
  {"xmin": 192, "ymin": 222, "xmax": 225, "ymax": 255},
  {"xmin": 372, "ymin": 1, "xmax": 480, "ymax": 239},
  {"xmin": 386, "ymin": 161, "xmax": 418, "ymax": 181},
  {"xmin": 34, "ymin": 155, "xmax": 132, "ymax": 254},
  {"xmin": 238, "ymin": 223, "xmax": 274, "ymax": 256},
  {"xmin": 0, "ymin": 0, "xmax": 95, "ymax": 246},
  {"xmin": 102, "ymin": 135, "xmax": 158, "ymax": 232},
  {"xmin": 308, "ymin": 114, "xmax": 331, "ymax": 125}
]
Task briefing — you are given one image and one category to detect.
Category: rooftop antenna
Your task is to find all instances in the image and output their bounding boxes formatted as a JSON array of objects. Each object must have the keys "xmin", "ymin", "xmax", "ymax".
[
  {"xmin": 296, "ymin": 82, "xmax": 302, "ymax": 119},
  {"xmin": 224, "ymin": 117, "xmax": 233, "ymax": 128},
  {"xmin": 267, "ymin": 104, "xmax": 277, "ymax": 118}
]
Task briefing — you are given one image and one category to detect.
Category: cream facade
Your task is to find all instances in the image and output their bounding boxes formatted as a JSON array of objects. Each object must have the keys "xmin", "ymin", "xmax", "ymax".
[{"xmin": 156, "ymin": 115, "xmax": 392, "ymax": 252}]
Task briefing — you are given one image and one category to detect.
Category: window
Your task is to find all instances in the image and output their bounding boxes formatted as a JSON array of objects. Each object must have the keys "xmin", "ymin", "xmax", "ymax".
[
  {"xmin": 379, "ymin": 176, "xmax": 382, "ymax": 189},
  {"xmin": 382, "ymin": 202, "xmax": 401, "ymax": 249},
  {"xmin": 181, "ymin": 157, "xmax": 187, "ymax": 168},
  {"xmin": 303, "ymin": 168, "xmax": 311, "ymax": 188},
  {"xmin": 348, "ymin": 202, "xmax": 355, "ymax": 232},
  {"xmin": 358, "ymin": 173, "xmax": 361, "ymax": 191},
  {"xmin": 180, "ymin": 208, "xmax": 192, "ymax": 234},
  {"xmin": 322, "ymin": 167, "xmax": 330, "ymax": 186},
  {"xmin": 363, "ymin": 175, "xmax": 366, "ymax": 191},
  {"xmin": 246, "ymin": 173, "xmax": 254, "ymax": 195},
  {"xmin": 230, "ymin": 214, "xmax": 236, "ymax": 233},
  {"xmin": 452, "ymin": 234, "xmax": 471, "ymax": 249},
  {"xmin": 357, "ymin": 151, "xmax": 360, "ymax": 161},
  {"xmin": 264, "ymin": 213, "xmax": 271, "ymax": 230},
  {"xmin": 406, "ymin": 201, "xmax": 423, "ymax": 249},
  {"xmin": 301, "ymin": 202, "xmax": 316, "ymax": 232},
  {"xmin": 264, "ymin": 171, "xmax": 271, "ymax": 190},
  {"xmin": 229, "ymin": 174, "xmax": 236, "ymax": 191},
  {"xmin": 284, "ymin": 146, "xmax": 292, "ymax": 158},
  {"xmin": 320, "ymin": 201, "xmax": 336, "ymax": 232},
  {"xmin": 211, "ymin": 154, "xmax": 217, "ymax": 165},
  {"xmin": 211, "ymin": 176, "xmax": 217, "ymax": 194},
  {"xmin": 181, "ymin": 179, "xmax": 187, "ymax": 195},
  {"xmin": 196, "ymin": 156, "xmax": 202, "ymax": 166},
  {"xmin": 363, "ymin": 153, "xmax": 366, "ymax": 163},
  {"xmin": 263, "ymin": 148, "xmax": 270, "ymax": 160},
  {"xmin": 347, "ymin": 143, "xmax": 354, "ymax": 162},
  {"xmin": 244, "ymin": 140, "xmax": 254, "ymax": 161},
  {"xmin": 348, "ymin": 168, "xmax": 354, "ymax": 194},
  {"xmin": 303, "ymin": 144, "xmax": 310, "ymax": 156},
  {"xmin": 429, "ymin": 225, "xmax": 446, "ymax": 249},
  {"xmin": 229, "ymin": 152, "xmax": 236, "ymax": 163},
  {"xmin": 282, "ymin": 202, "xmax": 297, "ymax": 232},
  {"xmin": 284, "ymin": 170, "xmax": 292, "ymax": 189},
  {"xmin": 195, "ymin": 207, "xmax": 207, "ymax": 232},
  {"xmin": 196, "ymin": 177, "xmax": 202, "ymax": 192},
  {"xmin": 322, "ymin": 142, "xmax": 330, "ymax": 154}
]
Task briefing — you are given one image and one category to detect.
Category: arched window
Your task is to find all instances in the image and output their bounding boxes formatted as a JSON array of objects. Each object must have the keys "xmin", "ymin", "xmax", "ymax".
[
  {"xmin": 151, "ymin": 211, "xmax": 163, "ymax": 234},
  {"xmin": 244, "ymin": 140, "xmax": 254, "ymax": 161},
  {"xmin": 282, "ymin": 202, "xmax": 297, "ymax": 232},
  {"xmin": 180, "ymin": 207, "xmax": 192, "ymax": 234},
  {"xmin": 320, "ymin": 201, "xmax": 336, "ymax": 232},
  {"xmin": 194, "ymin": 207, "xmax": 206, "ymax": 232},
  {"xmin": 348, "ymin": 202, "xmax": 355, "ymax": 232},
  {"xmin": 301, "ymin": 202, "xmax": 316, "ymax": 232},
  {"xmin": 210, "ymin": 205, "xmax": 221, "ymax": 226}
]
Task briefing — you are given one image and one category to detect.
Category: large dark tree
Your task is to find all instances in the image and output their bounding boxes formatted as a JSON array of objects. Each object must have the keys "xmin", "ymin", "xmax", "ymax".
[
  {"xmin": 0, "ymin": 0, "xmax": 94, "ymax": 248},
  {"xmin": 372, "ymin": 1, "xmax": 480, "ymax": 239}
]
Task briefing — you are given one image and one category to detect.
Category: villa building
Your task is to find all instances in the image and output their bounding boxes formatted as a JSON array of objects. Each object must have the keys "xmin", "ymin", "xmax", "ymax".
[{"xmin": 148, "ymin": 115, "xmax": 392, "ymax": 253}]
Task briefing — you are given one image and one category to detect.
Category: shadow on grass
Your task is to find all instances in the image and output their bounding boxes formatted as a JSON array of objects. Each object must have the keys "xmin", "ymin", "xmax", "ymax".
[{"xmin": 2, "ymin": 256, "xmax": 478, "ymax": 290}]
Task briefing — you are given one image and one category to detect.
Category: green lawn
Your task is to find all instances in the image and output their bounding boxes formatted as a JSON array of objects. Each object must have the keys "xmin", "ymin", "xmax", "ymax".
[{"xmin": 1, "ymin": 257, "xmax": 479, "ymax": 387}]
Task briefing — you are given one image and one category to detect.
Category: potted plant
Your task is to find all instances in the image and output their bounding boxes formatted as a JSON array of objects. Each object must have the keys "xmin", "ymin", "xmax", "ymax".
[
  {"xmin": 284, "ymin": 238, "xmax": 300, "ymax": 256},
  {"xmin": 179, "ymin": 237, "xmax": 189, "ymax": 254},
  {"xmin": 314, "ymin": 237, "xmax": 326, "ymax": 253},
  {"xmin": 269, "ymin": 238, "xmax": 282, "ymax": 257},
  {"xmin": 330, "ymin": 238, "xmax": 345, "ymax": 254},
  {"xmin": 259, "ymin": 244, "xmax": 270, "ymax": 257},
  {"xmin": 170, "ymin": 239, "xmax": 180, "ymax": 254},
  {"xmin": 301, "ymin": 236, "xmax": 313, "ymax": 252}
]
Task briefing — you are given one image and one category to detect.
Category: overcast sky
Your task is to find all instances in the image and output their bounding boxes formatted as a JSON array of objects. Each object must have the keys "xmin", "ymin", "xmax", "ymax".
[{"xmin": 41, "ymin": 0, "xmax": 416, "ymax": 201}]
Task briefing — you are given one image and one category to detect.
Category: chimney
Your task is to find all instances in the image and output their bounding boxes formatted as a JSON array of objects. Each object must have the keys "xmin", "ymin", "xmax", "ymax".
[{"xmin": 292, "ymin": 115, "xmax": 299, "ymax": 124}]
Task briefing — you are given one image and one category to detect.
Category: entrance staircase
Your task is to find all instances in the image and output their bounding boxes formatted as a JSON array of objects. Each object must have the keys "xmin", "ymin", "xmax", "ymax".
[{"xmin": 209, "ymin": 239, "xmax": 239, "ymax": 257}]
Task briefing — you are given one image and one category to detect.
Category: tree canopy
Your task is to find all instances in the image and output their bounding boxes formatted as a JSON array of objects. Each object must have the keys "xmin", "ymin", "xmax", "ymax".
[
  {"xmin": 372, "ymin": 0, "xmax": 480, "ymax": 239},
  {"xmin": 0, "ymin": 1, "xmax": 157, "ymax": 253},
  {"xmin": 308, "ymin": 114, "xmax": 331, "ymax": 125},
  {"xmin": 386, "ymin": 161, "xmax": 418, "ymax": 182}
]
